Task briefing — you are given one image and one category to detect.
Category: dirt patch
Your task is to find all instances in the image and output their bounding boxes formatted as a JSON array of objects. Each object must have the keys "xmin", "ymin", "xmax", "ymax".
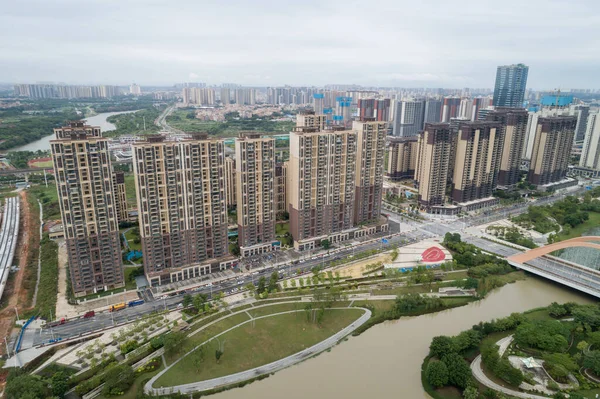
[
  {"xmin": 0, "ymin": 191, "xmax": 36, "ymax": 354},
  {"xmin": 55, "ymin": 239, "xmax": 78, "ymax": 318},
  {"xmin": 335, "ymin": 253, "xmax": 391, "ymax": 279}
]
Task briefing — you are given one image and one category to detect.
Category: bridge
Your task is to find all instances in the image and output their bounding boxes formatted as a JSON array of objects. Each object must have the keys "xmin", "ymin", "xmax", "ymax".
[{"xmin": 507, "ymin": 236, "xmax": 600, "ymax": 298}]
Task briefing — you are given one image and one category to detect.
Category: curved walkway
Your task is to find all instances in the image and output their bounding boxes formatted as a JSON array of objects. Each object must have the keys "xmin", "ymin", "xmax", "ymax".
[
  {"xmin": 470, "ymin": 335, "xmax": 547, "ymax": 399},
  {"xmin": 145, "ymin": 307, "xmax": 371, "ymax": 395}
]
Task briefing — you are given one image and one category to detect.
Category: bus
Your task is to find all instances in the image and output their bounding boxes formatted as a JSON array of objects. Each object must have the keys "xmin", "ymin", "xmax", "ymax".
[{"xmin": 109, "ymin": 303, "xmax": 126, "ymax": 312}]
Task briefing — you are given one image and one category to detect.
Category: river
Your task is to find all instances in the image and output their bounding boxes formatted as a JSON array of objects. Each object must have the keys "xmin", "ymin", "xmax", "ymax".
[
  {"xmin": 8, "ymin": 110, "xmax": 138, "ymax": 152},
  {"xmin": 212, "ymin": 278, "xmax": 595, "ymax": 399}
]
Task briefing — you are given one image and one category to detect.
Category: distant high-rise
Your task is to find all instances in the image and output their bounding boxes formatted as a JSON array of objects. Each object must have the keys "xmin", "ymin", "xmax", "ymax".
[
  {"xmin": 415, "ymin": 123, "xmax": 454, "ymax": 209},
  {"xmin": 493, "ymin": 64, "xmax": 528, "ymax": 107},
  {"xmin": 224, "ymin": 157, "xmax": 236, "ymax": 207},
  {"xmin": 129, "ymin": 83, "xmax": 141, "ymax": 95},
  {"xmin": 358, "ymin": 99, "xmax": 391, "ymax": 122},
  {"xmin": 220, "ymin": 88, "xmax": 231, "ymax": 104},
  {"xmin": 296, "ymin": 110, "xmax": 326, "ymax": 130},
  {"xmin": 580, "ymin": 113, "xmax": 600, "ymax": 171},
  {"xmin": 386, "ymin": 136, "xmax": 418, "ymax": 180},
  {"xmin": 51, "ymin": 122, "xmax": 124, "ymax": 296},
  {"xmin": 392, "ymin": 100, "xmax": 425, "ymax": 137},
  {"xmin": 573, "ymin": 104, "xmax": 590, "ymax": 143},
  {"xmin": 113, "ymin": 171, "xmax": 129, "ymax": 223},
  {"xmin": 423, "ymin": 100, "xmax": 442, "ymax": 123},
  {"xmin": 451, "ymin": 121, "xmax": 504, "ymax": 203},
  {"xmin": 133, "ymin": 135, "xmax": 232, "ymax": 286},
  {"xmin": 441, "ymin": 97, "xmax": 461, "ymax": 122},
  {"xmin": 528, "ymin": 116, "xmax": 576, "ymax": 187},
  {"xmin": 486, "ymin": 108, "xmax": 529, "ymax": 187},
  {"xmin": 274, "ymin": 162, "xmax": 288, "ymax": 217},
  {"xmin": 235, "ymin": 133, "xmax": 276, "ymax": 257}
]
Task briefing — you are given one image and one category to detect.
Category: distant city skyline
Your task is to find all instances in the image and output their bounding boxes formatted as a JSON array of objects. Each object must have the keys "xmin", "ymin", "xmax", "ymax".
[{"xmin": 2, "ymin": 0, "xmax": 599, "ymax": 89}]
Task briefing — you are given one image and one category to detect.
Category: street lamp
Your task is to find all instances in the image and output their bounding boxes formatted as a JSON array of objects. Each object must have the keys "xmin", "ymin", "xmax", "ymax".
[{"xmin": 14, "ymin": 307, "xmax": 19, "ymax": 322}]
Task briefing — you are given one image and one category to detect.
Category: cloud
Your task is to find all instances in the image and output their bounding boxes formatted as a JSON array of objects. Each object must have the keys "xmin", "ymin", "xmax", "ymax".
[{"xmin": 1, "ymin": 0, "xmax": 599, "ymax": 88}]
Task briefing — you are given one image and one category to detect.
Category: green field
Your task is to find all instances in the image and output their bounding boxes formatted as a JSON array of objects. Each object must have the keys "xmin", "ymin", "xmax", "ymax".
[
  {"xmin": 124, "ymin": 229, "xmax": 141, "ymax": 251},
  {"xmin": 275, "ymin": 222, "xmax": 290, "ymax": 236},
  {"xmin": 247, "ymin": 302, "xmax": 303, "ymax": 318},
  {"xmin": 154, "ymin": 308, "xmax": 363, "ymax": 387}
]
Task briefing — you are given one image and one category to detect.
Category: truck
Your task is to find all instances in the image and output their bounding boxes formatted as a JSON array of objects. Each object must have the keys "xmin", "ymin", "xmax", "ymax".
[
  {"xmin": 127, "ymin": 299, "xmax": 144, "ymax": 307},
  {"xmin": 83, "ymin": 310, "xmax": 95, "ymax": 318},
  {"xmin": 109, "ymin": 303, "xmax": 126, "ymax": 312}
]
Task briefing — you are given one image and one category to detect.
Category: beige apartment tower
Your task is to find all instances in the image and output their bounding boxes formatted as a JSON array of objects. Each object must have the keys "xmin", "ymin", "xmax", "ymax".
[
  {"xmin": 288, "ymin": 126, "xmax": 357, "ymax": 250},
  {"xmin": 296, "ymin": 111, "xmax": 327, "ymax": 130},
  {"xmin": 353, "ymin": 119, "xmax": 387, "ymax": 225},
  {"xmin": 415, "ymin": 123, "xmax": 454, "ymax": 209},
  {"xmin": 528, "ymin": 116, "xmax": 576, "ymax": 187},
  {"xmin": 451, "ymin": 121, "xmax": 504, "ymax": 203},
  {"xmin": 224, "ymin": 157, "xmax": 236, "ymax": 207},
  {"xmin": 235, "ymin": 133, "xmax": 276, "ymax": 257},
  {"xmin": 51, "ymin": 121, "xmax": 123, "ymax": 296},
  {"xmin": 113, "ymin": 171, "xmax": 129, "ymax": 223},
  {"xmin": 132, "ymin": 134, "xmax": 233, "ymax": 286},
  {"xmin": 386, "ymin": 136, "xmax": 418, "ymax": 181},
  {"xmin": 486, "ymin": 108, "xmax": 528, "ymax": 187}
]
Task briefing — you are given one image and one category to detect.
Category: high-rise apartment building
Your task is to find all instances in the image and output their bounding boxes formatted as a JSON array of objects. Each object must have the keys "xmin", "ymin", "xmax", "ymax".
[
  {"xmin": 415, "ymin": 123, "xmax": 454, "ymax": 209},
  {"xmin": 130, "ymin": 83, "xmax": 141, "ymax": 95},
  {"xmin": 392, "ymin": 100, "xmax": 425, "ymax": 137},
  {"xmin": 288, "ymin": 126, "xmax": 357, "ymax": 250},
  {"xmin": 113, "ymin": 171, "xmax": 129, "ymax": 223},
  {"xmin": 441, "ymin": 97, "xmax": 461, "ymax": 122},
  {"xmin": 224, "ymin": 157, "xmax": 236, "ymax": 207},
  {"xmin": 220, "ymin": 88, "xmax": 231, "ymax": 104},
  {"xmin": 424, "ymin": 99, "xmax": 442, "ymax": 123},
  {"xmin": 353, "ymin": 119, "xmax": 387, "ymax": 225},
  {"xmin": 528, "ymin": 116, "xmax": 576, "ymax": 187},
  {"xmin": 493, "ymin": 64, "xmax": 528, "ymax": 107},
  {"xmin": 358, "ymin": 99, "xmax": 391, "ymax": 122},
  {"xmin": 451, "ymin": 121, "xmax": 504, "ymax": 203},
  {"xmin": 275, "ymin": 162, "xmax": 287, "ymax": 217},
  {"xmin": 580, "ymin": 113, "xmax": 600, "ymax": 171},
  {"xmin": 573, "ymin": 104, "xmax": 590, "ymax": 143},
  {"xmin": 386, "ymin": 136, "xmax": 418, "ymax": 180},
  {"xmin": 486, "ymin": 108, "xmax": 528, "ymax": 187},
  {"xmin": 132, "ymin": 134, "xmax": 233, "ymax": 286},
  {"xmin": 235, "ymin": 133, "xmax": 276, "ymax": 257},
  {"xmin": 296, "ymin": 110, "xmax": 327, "ymax": 130},
  {"xmin": 51, "ymin": 121, "xmax": 123, "ymax": 296}
]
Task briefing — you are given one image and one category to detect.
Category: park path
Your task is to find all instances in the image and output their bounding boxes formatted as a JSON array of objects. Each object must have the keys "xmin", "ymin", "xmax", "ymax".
[
  {"xmin": 145, "ymin": 307, "xmax": 371, "ymax": 396},
  {"xmin": 470, "ymin": 335, "xmax": 547, "ymax": 399}
]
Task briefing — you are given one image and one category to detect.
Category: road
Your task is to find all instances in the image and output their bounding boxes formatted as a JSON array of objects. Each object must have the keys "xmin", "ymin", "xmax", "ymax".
[
  {"xmin": 31, "ymin": 186, "xmax": 587, "ymax": 347},
  {"xmin": 145, "ymin": 307, "xmax": 372, "ymax": 395}
]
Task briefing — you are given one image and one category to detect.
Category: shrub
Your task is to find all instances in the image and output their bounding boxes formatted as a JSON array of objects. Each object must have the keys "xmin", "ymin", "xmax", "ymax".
[{"xmin": 426, "ymin": 360, "xmax": 449, "ymax": 388}]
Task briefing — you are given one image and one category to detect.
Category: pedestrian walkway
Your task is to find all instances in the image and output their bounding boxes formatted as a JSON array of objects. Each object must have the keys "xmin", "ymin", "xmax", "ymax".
[{"xmin": 145, "ymin": 307, "xmax": 371, "ymax": 395}]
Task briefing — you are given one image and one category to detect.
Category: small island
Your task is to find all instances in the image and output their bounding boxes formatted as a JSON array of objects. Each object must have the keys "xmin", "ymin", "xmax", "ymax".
[{"xmin": 422, "ymin": 302, "xmax": 600, "ymax": 399}]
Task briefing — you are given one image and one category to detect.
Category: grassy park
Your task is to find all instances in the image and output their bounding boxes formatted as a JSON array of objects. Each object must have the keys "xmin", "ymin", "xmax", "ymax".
[{"xmin": 155, "ymin": 308, "xmax": 363, "ymax": 387}]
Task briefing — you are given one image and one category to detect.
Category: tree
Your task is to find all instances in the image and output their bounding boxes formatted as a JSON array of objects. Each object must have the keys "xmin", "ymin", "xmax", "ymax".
[
  {"xmin": 192, "ymin": 346, "xmax": 205, "ymax": 371},
  {"xmin": 462, "ymin": 386, "xmax": 479, "ymax": 399},
  {"xmin": 182, "ymin": 294, "xmax": 192, "ymax": 308},
  {"xmin": 163, "ymin": 331, "xmax": 186, "ymax": 357},
  {"xmin": 584, "ymin": 350, "xmax": 600, "ymax": 375},
  {"xmin": 257, "ymin": 276, "xmax": 266, "ymax": 294},
  {"xmin": 430, "ymin": 336, "xmax": 456, "ymax": 358},
  {"xmin": 268, "ymin": 271, "xmax": 279, "ymax": 292},
  {"xmin": 51, "ymin": 372, "xmax": 69, "ymax": 398},
  {"xmin": 441, "ymin": 353, "xmax": 472, "ymax": 389},
  {"xmin": 321, "ymin": 239, "xmax": 330, "ymax": 249},
  {"xmin": 426, "ymin": 360, "xmax": 449, "ymax": 388},
  {"xmin": 102, "ymin": 365, "xmax": 135, "ymax": 396},
  {"xmin": 4, "ymin": 373, "xmax": 47, "ymax": 399},
  {"xmin": 577, "ymin": 340, "xmax": 589, "ymax": 354}
]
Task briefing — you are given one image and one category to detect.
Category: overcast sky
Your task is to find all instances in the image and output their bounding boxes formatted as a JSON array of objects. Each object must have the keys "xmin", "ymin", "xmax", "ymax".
[{"xmin": 1, "ymin": 0, "xmax": 599, "ymax": 89}]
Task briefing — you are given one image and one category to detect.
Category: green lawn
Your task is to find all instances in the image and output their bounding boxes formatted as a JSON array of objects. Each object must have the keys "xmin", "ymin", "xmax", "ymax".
[
  {"xmin": 123, "ymin": 267, "xmax": 139, "ymax": 290},
  {"xmin": 247, "ymin": 302, "xmax": 303, "ymax": 318},
  {"xmin": 352, "ymin": 300, "xmax": 395, "ymax": 313},
  {"xmin": 124, "ymin": 174, "xmax": 137, "ymax": 208},
  {"xmin": 164, "ymin": 312, "xmax": 252, "ymax": 364},
  {"xmin": 524, "ymin": 308, "xmax": 554, "ymax": 321},
  {"xmin": 154, "ymin": 309, "xmax": 363, "ymax": 387},
  {"xmin": 556, "ymin": 211, "xmax": 600, "ymax": 241},
  {"xmin": 275, "ymin": 222, "xmax": 290, "ymax": 236},
  {"xmin": 124, "ymin": 229, "xmax": 141, "ymax": 251}
]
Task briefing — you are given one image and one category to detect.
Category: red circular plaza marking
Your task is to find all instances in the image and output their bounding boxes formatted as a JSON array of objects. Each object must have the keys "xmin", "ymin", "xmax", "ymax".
[{"xmin": 421, "ymin": 247, "xmax": 446, "ymax": 263}]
